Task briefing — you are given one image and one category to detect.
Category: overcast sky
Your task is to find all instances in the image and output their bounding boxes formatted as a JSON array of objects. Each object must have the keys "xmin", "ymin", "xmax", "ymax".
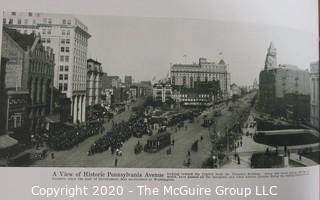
[
  {"xmin": 78, "ymin": 15, "xmax": 318, "ymax": 85},
  {"xmin": 1, "ymin": 0, "xmax": 318, "ymax": 85}
]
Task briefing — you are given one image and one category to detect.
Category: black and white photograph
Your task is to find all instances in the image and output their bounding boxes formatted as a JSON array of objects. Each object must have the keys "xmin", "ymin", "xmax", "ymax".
[{"xmin": 0, "ymin": 10, "xmax": 318, "ymax": 169}]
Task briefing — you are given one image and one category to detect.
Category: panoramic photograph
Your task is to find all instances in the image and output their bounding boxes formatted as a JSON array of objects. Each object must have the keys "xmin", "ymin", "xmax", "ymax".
[{"xmin": 0, "ymin": 11, "xmax": 319, "ymax": 168}]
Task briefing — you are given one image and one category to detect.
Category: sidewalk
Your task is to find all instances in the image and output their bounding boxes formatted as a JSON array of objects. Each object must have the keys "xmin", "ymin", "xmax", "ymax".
[
  {"xmin": 289, "ymin": 153, "xmax": 318, "ymax": 166},
  {"xmin": 221, "ymin": 136, "xmax": 270, "ymax": 168}
]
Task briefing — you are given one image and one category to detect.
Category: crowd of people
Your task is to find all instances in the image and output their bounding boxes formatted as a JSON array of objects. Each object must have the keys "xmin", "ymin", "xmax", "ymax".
[
  {"xmin": 47, "ymin": 121, "xmax": 104, "ymax": 150},
  {"xmin": 88, "ymin": 117, "xmax": 150, "ymax": 156}
]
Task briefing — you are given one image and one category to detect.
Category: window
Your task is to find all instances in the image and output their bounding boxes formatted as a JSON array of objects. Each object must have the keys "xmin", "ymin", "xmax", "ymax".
[
  {"xmin": 24, "ymin": 19, "xmax": 28, "ymax": 25},
  {"xmin": 66, "ymin": 39, "xmax": 70, "ymax": 44},
  {"xmin": 28, "ymin": 12, "xmax": 32, "ymax": 17},
  {"xmin": 11, "ymin": 12, "xmax": 16, "ymax": 16},
  {"xmin": 65, "ymin": 47, "xmax": 70, "ymax": 53},
  {"xmin": 42, "ymin": 29, "xmax": 46, "ymax": 34},
  {"xmin": 64, "ymin": 74, "xmax": 68, "ymax": 80},
  {"xmin": 59, "ymin": 83, "xmax": 63, "ymax": 91},
  {"xmin": 3, "ymin": 18, "xmax": 6, "ymax": 24},
  {"xmin": 65, "ymin": 56, "xmax": 69, "ymax": 62},
  {"xmin": 61, "ymin": 39, "xmax": 65, "ymax": 44},
  {"xmin": 60, "ymin": 65, "xmax": 64, "ymax": 71},
  {"xmin": 9, "ymin": 18, "xmax": 13, "ymax": 24},
  {"xmin": 65, "ymin": 65, "xmax": 69, "ymax": 71},
  {"xmin": 32, "ymin": 19, "xmax": 36, "ymax": 25},
  {"xmin": 63, "ymin": 84, "xmax": 68, "ymax": 91},
  {"xmin": 66, "ymin": 30, "xmax": 70, "ymax": 35},
  {"xmin": 62, "ymin": 30, "xmax": 65, "ymax": 35},
  {"xmin": 17, "ymin": 19, "xmax": 21, "ymax": 24},
  {"xmin": 60, "ymin": 56, "xmax": 64, "ymax": 62},
  {"xmin": 47, "ymin": 29, "xmax": 51, "ymax": 35},
  {"xmin": 62, "ymin": 19, "xmax": 66, "ymax": 24},
  {"xmin": 48, "ymin": 18, "xmax": 52, "ymax": 24},
  {"xmin": 46, "ymin": 38, "xmax": 51, "ymax": 43},
  {"xmin": 67, "ymin": 19, "xmax": 71, "ymax": 25},
  {"xmin": 59, "ymin": 74, "xmax": 63, "ymax": 80},
  {"xmin": 61, "ymin": 47, "xmax": 65, "ymax": 52}
]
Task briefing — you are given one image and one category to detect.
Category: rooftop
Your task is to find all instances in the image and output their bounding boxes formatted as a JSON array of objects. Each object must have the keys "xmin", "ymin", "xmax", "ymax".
[{"xmin": 3, "ymin": 26, "xmax": 36, "ymax": 51}]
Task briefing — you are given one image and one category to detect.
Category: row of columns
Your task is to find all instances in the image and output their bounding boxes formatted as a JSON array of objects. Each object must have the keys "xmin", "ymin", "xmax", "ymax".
[
  {"xmin": 87, "ymin": 73, "xmax": 101, "ymax": 106},
  {"xmin": 72, "ymin": 95, "xmax": 86, "ymax": 123},
  {"xmin": 30, "ymin": 78, "xmax": 49, "ymax": 105},
  {"xmin": 29, "ymin": 78, "xmax": 51, "ymax": 135}
]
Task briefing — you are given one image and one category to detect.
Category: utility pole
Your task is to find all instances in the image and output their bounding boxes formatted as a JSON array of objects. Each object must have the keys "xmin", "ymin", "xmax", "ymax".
[{"xmin": 226, "ymin": 126, "xmax": 229, "ymax": 159}]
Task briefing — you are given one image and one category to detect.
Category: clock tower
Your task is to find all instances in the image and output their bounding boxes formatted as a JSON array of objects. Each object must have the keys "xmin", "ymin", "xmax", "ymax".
[{"xmin": 264, "ymin": 42, "xmax": 277, "ymax": 70}]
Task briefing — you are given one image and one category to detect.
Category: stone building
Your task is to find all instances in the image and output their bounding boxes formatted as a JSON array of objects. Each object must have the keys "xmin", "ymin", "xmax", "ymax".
[
  {"xmin": 310, "ymin": 61, "xmax": 319, "ymax": 130},
  {"xmin": 1, "ymin": 27, "xmax": 54, "ymax": 135},
  {"xmin": 153, "ymin": 83, "xmax": 172, "ymax": 103},
  {"xmin": 3, "ymin": 11, "xmax": 91, "ymax": 124},
  {"xmin": 259, "ymin": 43, "xmax": 310, "ymax": 121},
  {"xmin": 86, "ymin": 59, "xmax": 103, "ymax": 106},
  {"xmin": 170, "ymin": 57, "xmax": 230, "ymax": 99}
]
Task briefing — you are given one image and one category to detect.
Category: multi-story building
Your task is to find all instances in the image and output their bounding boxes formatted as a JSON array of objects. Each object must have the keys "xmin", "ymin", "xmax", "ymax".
[
  {"xmin": 173, "ymin": 81, "xmax": 220, "ymax": 107},
  {"xmin": 259, "ymin": 43, "xmax": 310, "ymax": 121},
  {"xmin": 153, "ymin": 83, "xmax": 172, "ymax": 103},
  {"xmin": 310, "ymin": 61, "xmax": 319, "ymax": 130},
  {"xmin": 170, "ymin": 57, "xmax": 230, "ymax": 99},
  {"xmin": 133, "ymin": 81, "xmax": 152, "ymax": 97},
  {"xmin": 86, "ymin": 59, "xmax": 103, "ymax": 106},
  {"xmin": 0, "ymin": 57, "xmax": 19, "ymax": 158},
  {"xmin": 124, "ymin": 75, "xmax": 133, "ymax": 87},
  {"xmin": 0, "ymin": 58, "xmax": 9, "ymax": 137},
  {"xmin": 1, "ymin": 27, "xmax": 55, "ymax": 135},
  {"xmin": 129, "ymin": 86, "xmax": 138, "ymax": 101},
  {"xmin": 7, "ymin": 90, "xmax": 30, "ymax": 143},
  {"xmin": 3, "ymin": 11, "xmax": 91, "ymax": 123},
  {"xmin": 103, "ymin": 75, "xmax": 121, "ymax": 89}
]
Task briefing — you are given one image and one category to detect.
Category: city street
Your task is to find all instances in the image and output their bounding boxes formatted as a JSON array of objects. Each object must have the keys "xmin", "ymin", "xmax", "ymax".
[{"xmin": 33, "ymin": 93, "xmax": 257, "ymax": 168}]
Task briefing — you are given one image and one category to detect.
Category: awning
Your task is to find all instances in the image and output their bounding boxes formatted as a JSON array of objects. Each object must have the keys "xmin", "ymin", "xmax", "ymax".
[{"xmin": 0, "ymin": 134, "xmax": 18, "ymax": 150}]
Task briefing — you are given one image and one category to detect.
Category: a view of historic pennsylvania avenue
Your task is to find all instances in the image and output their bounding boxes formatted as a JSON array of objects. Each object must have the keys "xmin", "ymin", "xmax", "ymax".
[{"xmin": 0, "ymin": 11, "xmax": 319, "ymax": 168}]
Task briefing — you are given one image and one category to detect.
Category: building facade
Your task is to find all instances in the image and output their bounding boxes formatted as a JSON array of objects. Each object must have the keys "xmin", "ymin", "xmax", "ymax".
[
  {"xmin": 124, "ymin": 75, "xmax": 133, "ymax": 87},
  {"xmin": 310, "ymin": 61, "xmax": 319, "ymax": 130},
  {"xmin": 0, "ymin": 57, "xmax": 19, "ymax": 156},
  {"xmin": 86, "ymin": 59, "xmax": 103, "ymax": 107},
  {"xmin": 103, "ymin": 76, "xmax": 121, "ymax": 89},
  {"xmin": 259, "ymin": 43, "xmax": 310, "ymax": 121},
  {"xmin": 1, "ymin": 27, "xmax": 55, "ymax": 135},
  {"xmin": 175, "ymin": 81, "xmax": 220, "ymax": 106},
  {"xmin": 170, "ymin": 57, "xmax": 230, "ymax": 99},
  {"xmin": 3, "ymin": 11, "xmax": 91, "ymax": 123},
  {"xmin": 7, "ymin": 90, "xmax": 30, "ymax": 143},
  {"xmin": 153, "ymin": 83, "xmax": 172, "ymax": 103}
]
